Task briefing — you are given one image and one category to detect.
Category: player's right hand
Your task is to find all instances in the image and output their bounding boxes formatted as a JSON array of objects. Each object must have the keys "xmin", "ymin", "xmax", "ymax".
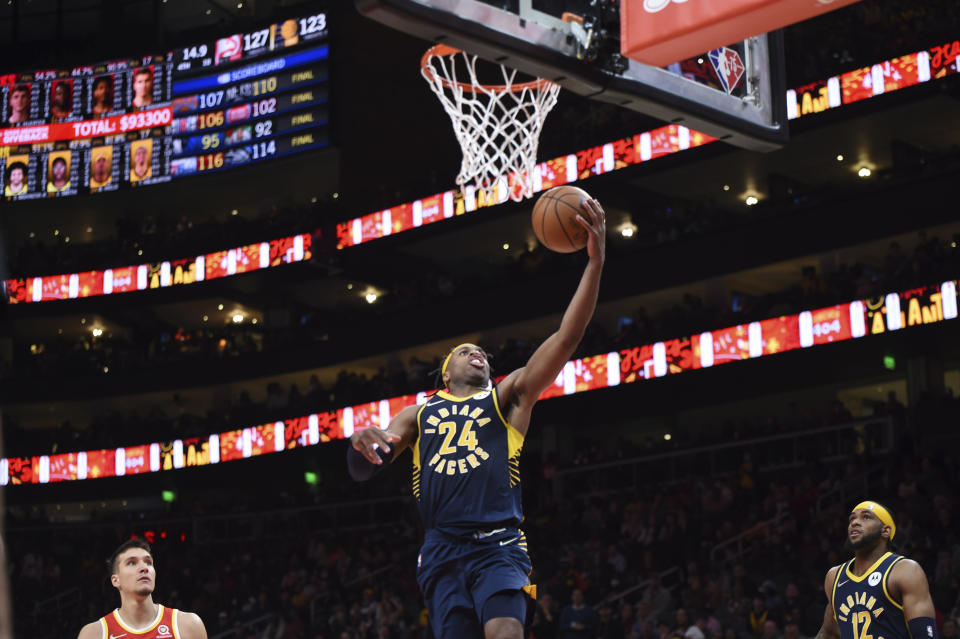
[
  {"xmin": 576, "ymin": 198, "xmax": 606, "ymax": 263},
  {"xmin": 350, "ymin": 428, "xmax": 401, "ymax": 465}
]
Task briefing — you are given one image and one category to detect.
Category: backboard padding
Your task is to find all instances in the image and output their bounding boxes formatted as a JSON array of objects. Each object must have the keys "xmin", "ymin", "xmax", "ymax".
[{"xmin": 356, "ymin": 0, "xmax": 788, "ymax": 151}]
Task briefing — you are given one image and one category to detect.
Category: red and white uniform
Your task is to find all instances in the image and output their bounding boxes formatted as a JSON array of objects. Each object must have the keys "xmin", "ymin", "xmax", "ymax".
[{"xmin": 98, "ymin": 604, "xmax": 180, "ymax": 639}]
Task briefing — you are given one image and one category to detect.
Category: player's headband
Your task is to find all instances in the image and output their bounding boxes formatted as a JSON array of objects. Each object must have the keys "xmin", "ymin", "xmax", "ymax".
[
  {"xmin": 852, "ymin": 501, "xmax": 896, "ymax": 540},
  {"xmin": 441, "ymin": 343, "xmax": 480, "ymax": 378}
]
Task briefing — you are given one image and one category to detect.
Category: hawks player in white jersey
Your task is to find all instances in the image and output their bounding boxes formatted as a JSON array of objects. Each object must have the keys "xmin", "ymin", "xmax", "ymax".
[{"xmin": 77, "ymin": 539, "xmax": 207, "ymax": 639}]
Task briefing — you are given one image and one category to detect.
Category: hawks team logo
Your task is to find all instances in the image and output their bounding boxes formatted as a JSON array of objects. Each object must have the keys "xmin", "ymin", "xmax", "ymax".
[
  {"xmin": 868, "ymin": 572, "xmax": 882, "ymax": 587},
  {"xmin": 215, "ymin": 35, "xmax": 243, "ymax": 65},
  {"xmin": 643, "ymin": 0, "xmax": 688, "ymax": 13},
  {"xmin": 708, "ymin": 47, "xmax": 745, "ymax": 94}
]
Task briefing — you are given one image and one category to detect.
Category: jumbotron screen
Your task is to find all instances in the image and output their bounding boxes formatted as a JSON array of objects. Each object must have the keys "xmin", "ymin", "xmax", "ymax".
[{"xmin": 0, "ymin": 12, "xmax": 329, "ymax": 202}]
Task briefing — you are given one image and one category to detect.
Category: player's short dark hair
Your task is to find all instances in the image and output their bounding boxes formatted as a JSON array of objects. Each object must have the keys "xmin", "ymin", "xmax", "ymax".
[
  {"xmin": 11, "ymin": 84, "xmax": 29, "ymax": 95},
  {"xmin": 108, "ymin": 538, "xmax": 152, "ymax": 574},
  {"xmin": 134, "ymin": 67, "xmax": 152, "ymax": 79},
  {"xmin": 52, "ymin": 157, "xmax": 67, "ymax": 168},
  {"xmin": 7, "ymin": 161, "xmax": 27, "ymax": 176}
]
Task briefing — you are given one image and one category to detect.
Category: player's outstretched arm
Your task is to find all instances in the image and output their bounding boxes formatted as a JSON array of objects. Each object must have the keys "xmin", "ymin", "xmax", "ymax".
[
  {"xmin": 347, "ymin": 404, "xmax": 419, "ymax": 481},
  {"xmin": 500, "ymin": 198, "xmax": 605, "ymax": 435},
  {"xmin": 178, "ymin": 611, "xmax": 208, "ymax": 639},
  {"xmin": 815, "ymin": 567, "xmax": 841, "ymax": 639},
  {"xmin": 893, "ymin": 560, "xmax": 937, "ymax": 639}
]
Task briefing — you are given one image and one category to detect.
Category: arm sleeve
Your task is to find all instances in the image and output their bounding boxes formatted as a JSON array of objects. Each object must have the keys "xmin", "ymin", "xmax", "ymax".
[
  {"xmin": 908, "ymin": 617, "xmax": 937, "ymax": 639},
  {"xmin": 346, "ymin": 445, "xmax": 392, "ymax": 482}
]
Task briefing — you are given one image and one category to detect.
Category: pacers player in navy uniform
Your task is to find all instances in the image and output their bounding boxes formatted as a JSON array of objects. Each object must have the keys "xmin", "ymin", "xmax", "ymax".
[
  {"xmin": 348, "ymin": 197, "xmax": 606, "ymax": 639},
  {"xmin": 816, "ymin": 502, "xmax": 937, "ymax": 639}
]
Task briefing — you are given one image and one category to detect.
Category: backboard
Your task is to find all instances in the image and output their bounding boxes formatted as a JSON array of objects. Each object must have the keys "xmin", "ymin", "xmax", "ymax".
[{"xmin": 356, "ymin": 0, "xmax": 788, "ymax": 151}]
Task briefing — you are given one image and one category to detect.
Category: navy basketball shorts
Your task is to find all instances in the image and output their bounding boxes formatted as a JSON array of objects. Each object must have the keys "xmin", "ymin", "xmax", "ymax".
[{"xmin": 417, "ymin": 527, "xmax": 533, "ymax": 639}]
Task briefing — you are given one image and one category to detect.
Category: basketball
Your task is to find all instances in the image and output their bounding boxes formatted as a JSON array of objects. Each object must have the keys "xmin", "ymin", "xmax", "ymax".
[{"xmin": 531, "ymin": 185, "xmax": 592, "ymax": 253}]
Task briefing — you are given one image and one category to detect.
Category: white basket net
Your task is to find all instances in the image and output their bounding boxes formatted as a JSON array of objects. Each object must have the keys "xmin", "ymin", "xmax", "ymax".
[{"xmin": 421, "ymin": 45, "xmax": 561, "ymax": 203}]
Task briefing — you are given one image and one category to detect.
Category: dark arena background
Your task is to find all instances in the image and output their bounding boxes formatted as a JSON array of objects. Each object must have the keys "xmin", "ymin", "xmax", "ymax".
[{"xmin": 2, "ymin": 1, "xmax": 960, "ymax": 638}]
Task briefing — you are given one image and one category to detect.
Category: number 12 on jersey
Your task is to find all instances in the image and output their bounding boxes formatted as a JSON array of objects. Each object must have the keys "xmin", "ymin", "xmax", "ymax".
[{"xmin": 850, "ymin": 612, "xmax": 872, "ymax": 639}]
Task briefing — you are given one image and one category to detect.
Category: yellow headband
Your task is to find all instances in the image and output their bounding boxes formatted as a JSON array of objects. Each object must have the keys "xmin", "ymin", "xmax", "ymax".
[
  {"xmin": 441, "ymin": 343, "xmax": 480, "ymax": 378},
  {"xmin": 852, "ymin": 501, "xmax": 896, "ymax": 540}
]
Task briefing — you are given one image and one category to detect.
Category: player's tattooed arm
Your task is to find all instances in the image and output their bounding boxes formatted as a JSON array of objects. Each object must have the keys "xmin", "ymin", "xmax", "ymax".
[{"xmin": 816, "ymin": 566, "xmax": 842, "ymax": 639}]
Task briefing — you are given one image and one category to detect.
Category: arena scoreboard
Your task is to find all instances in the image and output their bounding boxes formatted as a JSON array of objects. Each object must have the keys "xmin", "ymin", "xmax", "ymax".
[{"xmin": 0, "ymin": 13, "xmax": 329, "ymax": 202}]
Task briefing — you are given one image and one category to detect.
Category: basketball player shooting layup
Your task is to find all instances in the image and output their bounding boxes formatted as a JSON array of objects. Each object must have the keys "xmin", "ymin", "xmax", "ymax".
[
  {"xmin": 348, "ymin": 197, "xmax": 606, "ymax": 639},
  {"xmin": 816, "ymin": 502, "xmax": 937, "ymax": 639},
  {"xmin": 77, "ymin": 539, "xmax": 207, "ymax": 639}
]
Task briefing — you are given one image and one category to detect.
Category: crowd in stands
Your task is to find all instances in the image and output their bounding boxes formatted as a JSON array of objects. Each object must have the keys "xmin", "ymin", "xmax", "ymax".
[
  {"xmin": 8, "ymin": 31, "xmax": 960, "ymax": 284},
  {"xmin": 528, "ymin": 451, "xmax": 960, "ymax": 639},
  {"xmin": 9, "ymin": 201, "xmax": 328, "ymax": 278},
  {"xmin": 8, "ymin": 1, "xmax": 960, "ymax": 637},
  {"xmin": 9, "ymin": 427, "xmax": 960, "ymax": 639},
  {"xmin": 783, "ymin": 0, "xmax": 958, "ymax": 85},
  {"xmin": 9, "ymin": 217, "xmax": 960, "ymax": 390},
  {"xmin": 5, "ymin": 225, "xmax": 958, "ymax": 458}
]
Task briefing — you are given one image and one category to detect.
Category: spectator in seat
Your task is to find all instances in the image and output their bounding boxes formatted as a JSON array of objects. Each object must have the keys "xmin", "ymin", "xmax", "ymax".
[
  {"xmin": 748, "ymin": 597, "xmax": 770, "ymax": 638},
  {"xmin": 559, "ymin": 588, "xmax": 598, "ymax": 639},
  {"xmin": 597, "ymin": 603, "xmax": 625, "ymax": 639},
  {"xmin": 531, "ymin": 591, "xmax": 559, "ymax": 638},
  {"xmin": 641, "ymin": 575, "xmax": 673, "ymax": 621},
  {"xmin": 633, "ymin": 600, "xmax": 657, "ymax": 639}
]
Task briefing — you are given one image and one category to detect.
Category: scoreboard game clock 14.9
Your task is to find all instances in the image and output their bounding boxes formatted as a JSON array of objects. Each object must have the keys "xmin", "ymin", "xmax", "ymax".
[{"xmin": 0, "ymin": 12, "xmax": 329, "ymax": 202}]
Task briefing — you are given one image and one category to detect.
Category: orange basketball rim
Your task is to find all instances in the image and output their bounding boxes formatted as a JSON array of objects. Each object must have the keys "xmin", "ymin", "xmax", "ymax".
[
  {"xmin": 419, "ymin": 44, "xmax": 561, "ymax": 203},
  {"xmin": 420, "ymin": 44, "xmax": 556, "ymax": 94}
]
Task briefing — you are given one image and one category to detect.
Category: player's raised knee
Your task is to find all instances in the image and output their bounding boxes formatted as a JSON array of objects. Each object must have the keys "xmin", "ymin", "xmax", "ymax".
[{"xmin": 483, "ymin": 616, "xmax": 524, "ymax": 639}]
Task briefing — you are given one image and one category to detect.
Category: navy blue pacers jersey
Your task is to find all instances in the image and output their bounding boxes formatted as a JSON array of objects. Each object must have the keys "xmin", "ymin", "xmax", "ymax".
[
  {"xmin": 412, "ymin": 387, "xmax": 524, "ymax": 536},
  {"xmin": 831, "ymin": 552, "xmax": 909, "ymax": 639}
]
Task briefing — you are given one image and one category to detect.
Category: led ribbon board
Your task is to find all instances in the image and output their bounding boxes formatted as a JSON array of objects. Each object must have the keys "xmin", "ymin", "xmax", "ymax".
[
  {"xmin": 5, "ymin": 40, "xmax": 957, "ymax": 301},
  {"xmin": 3, "ymin": 278, "xmax": 956, "ymax": 485},
  {"xmin": 4, "ymin": 233, "xmax": 312, "ymax": 303},
  {"xmin": 336, "ymin": 39, "xmax": 960, "ymax": 248}
]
